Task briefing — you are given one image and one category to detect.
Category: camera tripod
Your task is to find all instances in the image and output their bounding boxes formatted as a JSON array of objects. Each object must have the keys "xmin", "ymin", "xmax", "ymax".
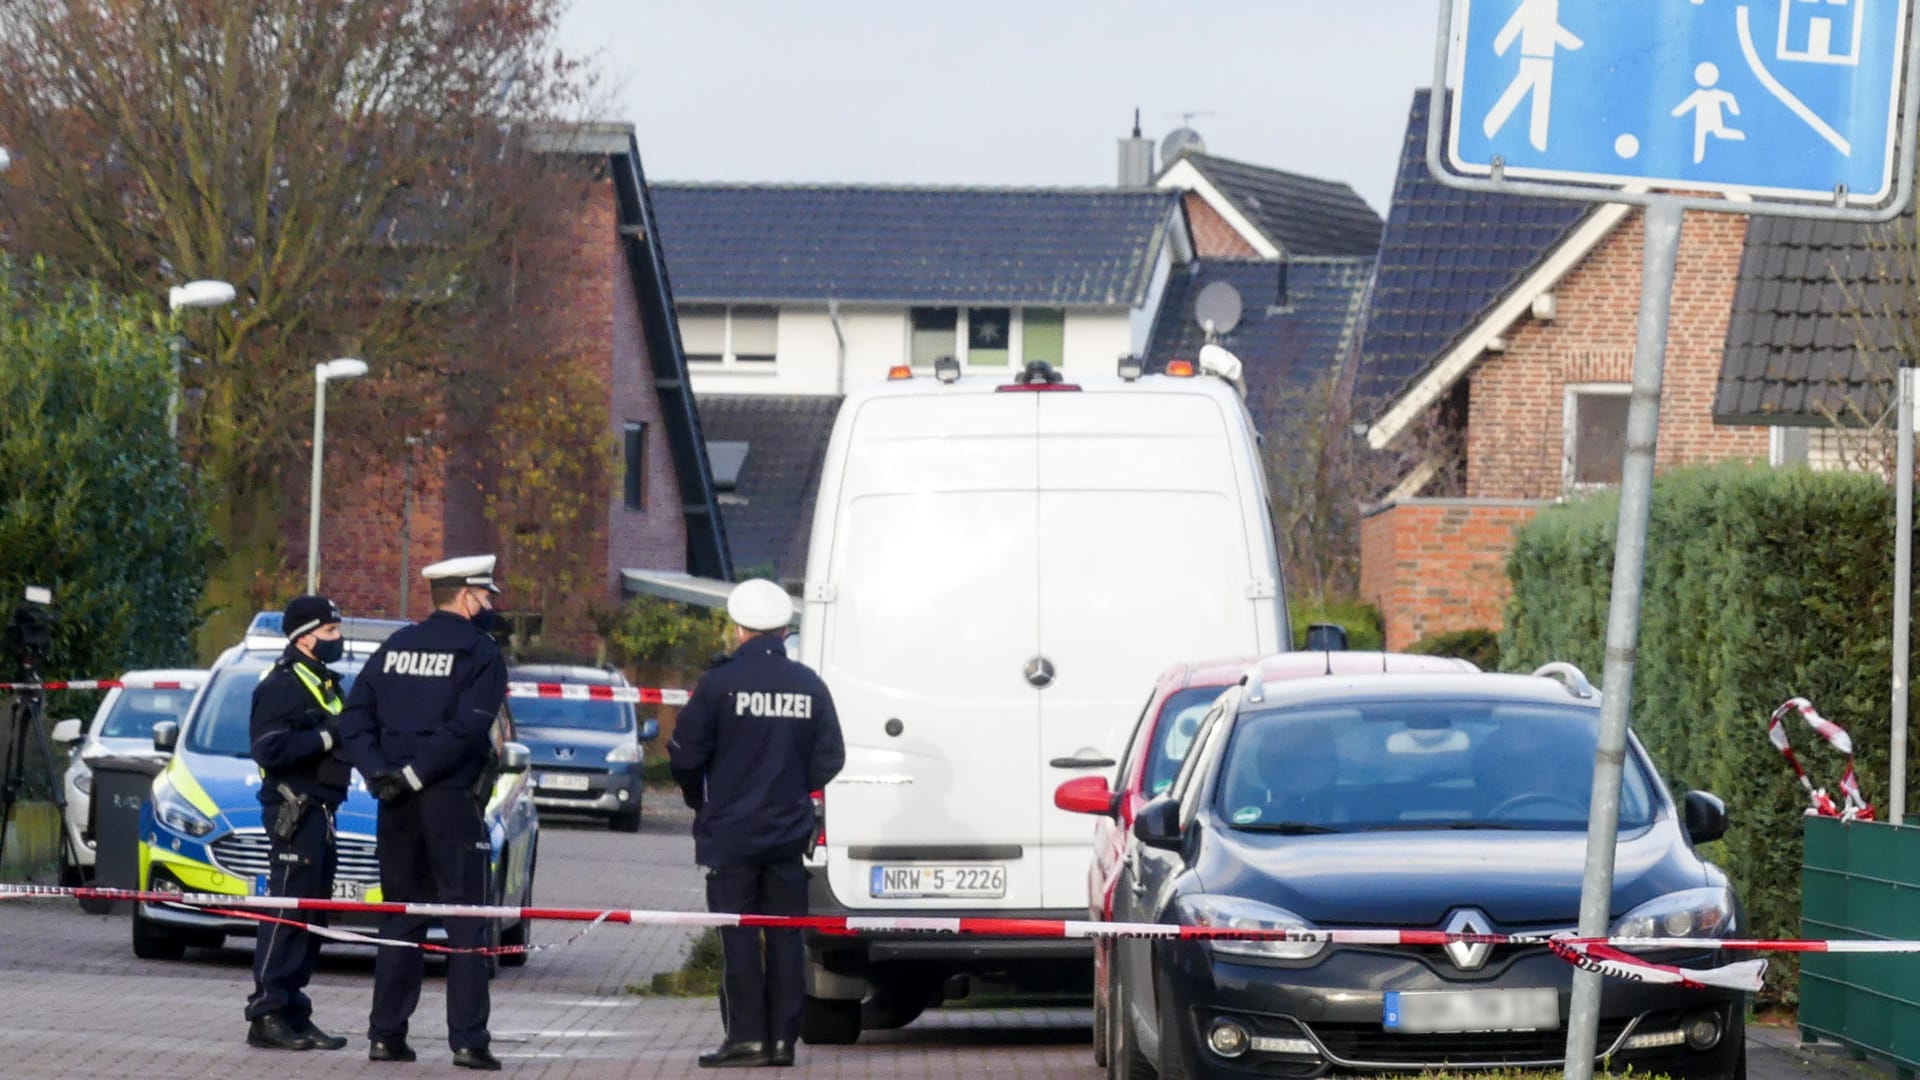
[{"xmin": 0, "ymin": 659, "xmax": 81, "ymax": 882}]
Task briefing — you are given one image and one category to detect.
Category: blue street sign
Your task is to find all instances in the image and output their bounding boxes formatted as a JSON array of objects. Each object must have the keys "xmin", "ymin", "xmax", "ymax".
[{"xmin": 1449, "ymin": 0, "xmax": 1911, "ymax": 202}]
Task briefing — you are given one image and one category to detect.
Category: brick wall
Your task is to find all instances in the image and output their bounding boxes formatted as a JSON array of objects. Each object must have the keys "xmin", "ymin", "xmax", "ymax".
[
  {"xmin": 606, "ymin": 200, "xmax": 690, "ymax": 590},
  {"xmin": 1358, "ymin": 499, "xmax": 1545, "ymax": 650},
  {"xmin": 305, "ymin": 438, "xmax": 449, "ymax": 619},
  {"xmin": 1464, "ymin": 208, "xmax": 1767, "ymax": 498},
  {"xmin": 1184, "ymin": 192, "xmax": 1261, "ymax": 257}
]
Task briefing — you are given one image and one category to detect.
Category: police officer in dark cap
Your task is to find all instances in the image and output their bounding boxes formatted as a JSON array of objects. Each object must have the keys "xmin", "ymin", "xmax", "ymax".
[
  {"xmin": 671, "ymin": 578, "xmax": 846, "ymax": 1069},
  {"xmin": 339, "ymin": 554, "xmax": 508, "ymax": 1071},
  {"xmin": 245, "ymin": 594, "xmax": 352, "ymax": 1052}
]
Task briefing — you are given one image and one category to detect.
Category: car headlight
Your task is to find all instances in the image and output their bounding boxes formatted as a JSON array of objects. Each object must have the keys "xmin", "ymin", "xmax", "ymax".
[
  {"xmin": 606, "ymin": 742, "xmax": 642, "ymax": 764},
  {"xmin": 73, "ymin": 769, "xmax": 92, "ymax": 796},
  {"xmin": 152, "ymin": 773, "xmax": 216, "ymax": 838},
  {"xmin": 1613, "ymin": 886, "xmax": 1736, "ymax": 939},
  {"xmin": 1175, "ymin": 894, "xmax": 1327, "ymax": 960}
]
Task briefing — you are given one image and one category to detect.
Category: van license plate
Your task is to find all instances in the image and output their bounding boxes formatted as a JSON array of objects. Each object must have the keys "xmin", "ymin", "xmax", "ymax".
[
  {"xmin": 869, "ymin": 865, "xmax": 1007, "ymax": 899},
  {"xmin": 1383, "ymin": 989, "xmax": 1559, "ymax": 1033},
  {"xmin": 539, "ymin": 773, "xmax": 591, "ymax": 792}
]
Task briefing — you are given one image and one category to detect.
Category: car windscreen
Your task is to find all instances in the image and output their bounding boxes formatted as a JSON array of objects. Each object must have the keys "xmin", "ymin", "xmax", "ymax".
[
  {"xmin": 1214, "ymin": 698, "xmax": 1657, "ymax": 833},
  {"xmin": 1142, "ymin": 686, "xmax": 1227, "ymax": 798},
  {"xmin": 509, "ymin": 695, "xmax": 634, "ymax": 733},
  {"xmin": 184, "ymin": 656, "xmax": 366, "ymax": 757},
  {"xmin": 99, "ymin": 688, "xmax": 197, "ymax": 739}
]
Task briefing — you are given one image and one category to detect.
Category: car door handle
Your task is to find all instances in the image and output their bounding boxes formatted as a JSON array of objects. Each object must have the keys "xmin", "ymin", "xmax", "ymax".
[{"xmin": 1049, "ymin": 756, "xmax": 1116, "ymax": 769}]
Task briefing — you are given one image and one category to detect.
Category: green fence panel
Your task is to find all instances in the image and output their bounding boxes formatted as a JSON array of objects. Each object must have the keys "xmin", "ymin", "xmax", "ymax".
[{"xmin": 1801, "ymin": 816, "xmax": 1920, "ymax": 1074}]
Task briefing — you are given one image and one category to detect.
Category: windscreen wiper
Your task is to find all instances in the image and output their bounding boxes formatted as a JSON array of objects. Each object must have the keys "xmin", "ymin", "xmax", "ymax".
[{"xmin": 1232, "ymin": 821, "xmax": 1343, "ymax": 834}]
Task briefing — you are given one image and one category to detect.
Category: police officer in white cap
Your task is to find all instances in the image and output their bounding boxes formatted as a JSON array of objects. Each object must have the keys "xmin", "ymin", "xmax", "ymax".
[
  {"xmin": 339, "ymin": 554, "xmax": 507, "ymax": 1071},
  {"xmin": 671, "ymin": 578, "xmax": 846, "ymax": 1068}
]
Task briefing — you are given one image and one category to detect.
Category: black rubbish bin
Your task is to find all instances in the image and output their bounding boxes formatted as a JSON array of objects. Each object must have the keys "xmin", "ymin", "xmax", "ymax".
[{"xmin": 87, "ymin": 754, "xmax": 167, "ymax": 915}]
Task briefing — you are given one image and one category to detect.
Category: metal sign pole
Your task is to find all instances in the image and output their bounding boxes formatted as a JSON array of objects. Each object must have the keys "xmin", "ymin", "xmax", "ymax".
[
  {"xmin": 1895, "ymin": 367, "xmax": 1914, "ymax": 825},
  {"xmin": 1561, "ymin": 199, "xmax": 1684, "ymax": 1080}
]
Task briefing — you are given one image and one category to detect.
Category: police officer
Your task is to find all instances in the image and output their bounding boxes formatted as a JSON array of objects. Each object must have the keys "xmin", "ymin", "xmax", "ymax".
[
  {"xmin": 245, "ymin": 595, "xmax": 352, "ymax": 1052},
  {"xmin": 339, "ymin": 554, "xmax": 507, "ymax": 1072},
  {"xmin": 670, "ymin": 579, "xmax": 846, "ymax": 1069}
]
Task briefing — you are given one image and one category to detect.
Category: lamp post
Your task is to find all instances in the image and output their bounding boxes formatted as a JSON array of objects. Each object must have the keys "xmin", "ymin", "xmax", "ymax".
[
  {"xmin": 166, "ymin": 280, "xmax": 236, "ymax": 438},
  {"xmin": 308, "ymin": 357, "xmax": 369, "ymax": 592}
]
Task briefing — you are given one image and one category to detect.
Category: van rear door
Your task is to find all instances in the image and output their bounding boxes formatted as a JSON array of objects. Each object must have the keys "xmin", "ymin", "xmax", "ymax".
[
  {"xmin": 1033, "ymin": 389, "xmax": 1266, "ymax": 908},
  {"xmin": 813, "ymin": 393, "xmax": 1046, "ymax": 908}
]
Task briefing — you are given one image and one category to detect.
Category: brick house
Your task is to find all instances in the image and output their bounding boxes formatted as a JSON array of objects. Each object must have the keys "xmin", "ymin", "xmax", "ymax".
[
  {"xmin": 1354, "ymin": 92, "xmax": 1768, "ymax": 650},
  {"xmin": 1151, "ymin": 145, "xmax": 1383, "ymax": 260},
  {"xmin": 303, "ymin": 124, "xmax": 730, "ymax": 646}
]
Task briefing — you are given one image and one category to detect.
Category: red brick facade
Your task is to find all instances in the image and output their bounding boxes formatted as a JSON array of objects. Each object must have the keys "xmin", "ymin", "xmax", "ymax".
[
  {"xmin": 1184, "ymin": 192, "xmax": 1261, "ymax": 257},
  {"xmin": 1360, "ymin": 208, "xmax": 1768, "ymax": 649},
  {"xmin": 297, "ymin": 167, "xmax": 690, "ymax": 645}
]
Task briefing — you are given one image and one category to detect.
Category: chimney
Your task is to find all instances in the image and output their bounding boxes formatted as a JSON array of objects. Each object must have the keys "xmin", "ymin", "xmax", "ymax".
[
  {"xmin": 1117, "ymin": 107, "xmax": 1154, "ymax": 187},
  {"xmin": 1274, "ymin": 259, "xmax": 1290, "ymax": 309}
]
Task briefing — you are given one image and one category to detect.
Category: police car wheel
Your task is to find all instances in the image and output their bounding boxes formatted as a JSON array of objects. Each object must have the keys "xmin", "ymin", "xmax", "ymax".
[
  {"xmin": 131, "ymin": 910, "xmax": 187, "ymax": 960},
  {"xmin": 499, "ymin": 916, "xmax": 530, "ymax": 968},
  {"xmin": 800, "ymin": 995, "xmax": 862, "ymax": 1045}
]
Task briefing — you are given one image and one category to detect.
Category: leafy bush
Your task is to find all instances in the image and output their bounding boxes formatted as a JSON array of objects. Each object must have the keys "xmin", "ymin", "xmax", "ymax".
[
  {"xmin": 1502, "ymin": 462, "xmax": 1908, "ymax": 1002},
  {"xmin": 1407, "ymin": 627, "xmax": 1501, "ymax": 670},
  {"xmin": 1291, "ymin": 599, "xmax": 1384, "ymax": 651},
  {"xmin": 601, "ymin": 595, "xmax": 732, "ymax": 673}
]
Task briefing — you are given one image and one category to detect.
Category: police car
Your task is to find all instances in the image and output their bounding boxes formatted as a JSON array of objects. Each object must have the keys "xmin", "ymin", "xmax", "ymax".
[{"xmin": 132, "ymin": 612, "xmax": 541, "ymax": 963}]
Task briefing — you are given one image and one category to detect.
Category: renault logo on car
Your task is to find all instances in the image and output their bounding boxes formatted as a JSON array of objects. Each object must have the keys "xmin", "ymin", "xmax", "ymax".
[{"xmin": 1444, "ymin": 908, "xmax": 1493, "ymax": 971}]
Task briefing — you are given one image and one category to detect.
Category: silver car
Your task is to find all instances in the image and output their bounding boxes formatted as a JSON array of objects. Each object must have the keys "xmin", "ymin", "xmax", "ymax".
[{"xmin": 51, "ymin": 669, "xmax": 207, "ymax": 878}]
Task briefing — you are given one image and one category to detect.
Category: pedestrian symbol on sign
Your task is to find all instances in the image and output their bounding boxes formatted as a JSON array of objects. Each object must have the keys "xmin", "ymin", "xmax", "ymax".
[
  {"xmin": 1672, "ymin": 62, "xmax": 1746, "ymax": 162},
  {"xmin": 1481, "ymin": 0, "xmax": 1585, "ymax": 150}
]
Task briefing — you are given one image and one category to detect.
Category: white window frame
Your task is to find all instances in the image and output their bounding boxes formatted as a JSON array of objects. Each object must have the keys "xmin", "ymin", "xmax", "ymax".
[
  {"xmin": 907, "ymin": 307, "xmax": 1056, "ymax": 371},
  {"xmin": 1562, "ymin": 382, "xmax": 1631, "ymax": 492},
  {"xmin": 682, "ymin": 305, "xmax": 779, "ymax": 369}
]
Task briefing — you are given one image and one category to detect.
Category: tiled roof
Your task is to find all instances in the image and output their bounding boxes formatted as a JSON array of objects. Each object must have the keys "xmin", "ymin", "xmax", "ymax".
[
  {"xmin": 650, "ymin": 185, "xmax": 1180, "ymax": 308},
  {"xmin": 1714, "ymin": 212, "xmax": 1910, "ymax": 425},
  {"xmin": 1145, "ymin": 256, "xmax": 1375, "ymax": 437},
  {"xmin": 694, "ymin": 394, "xmax": 843, "ymax": 583},
  {"xmin": 1351, "ymin": 90, "xmax": 1592, "ymax": 410},
  {"xmin": 1172, "ymin": 152, "xmax": 1383, "ymax": 257}
]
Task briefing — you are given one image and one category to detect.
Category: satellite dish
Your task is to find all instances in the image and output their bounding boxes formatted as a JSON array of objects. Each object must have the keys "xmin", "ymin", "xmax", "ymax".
[
  {"xmin": 1194, "ymin": 280, "xmax": 1243, "ymax": 339},
  {"xmin": 1160, "ymin": 126, "xmax": 1206, "ymax": 164}
]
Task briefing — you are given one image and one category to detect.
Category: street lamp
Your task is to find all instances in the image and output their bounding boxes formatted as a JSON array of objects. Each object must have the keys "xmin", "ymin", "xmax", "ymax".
[
  {"xmin": 166, "ymin": 280, "xmax": 236, "ymax": 438},
  {"xmin": 308, "ymin": 357, "xmax": 369, "ymax": 592}
]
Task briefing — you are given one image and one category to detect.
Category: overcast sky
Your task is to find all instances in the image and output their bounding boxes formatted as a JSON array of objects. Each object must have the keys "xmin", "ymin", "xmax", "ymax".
[{"xmin": 555, "ymin": 1, "xmax": 1443, "ymax": 215}]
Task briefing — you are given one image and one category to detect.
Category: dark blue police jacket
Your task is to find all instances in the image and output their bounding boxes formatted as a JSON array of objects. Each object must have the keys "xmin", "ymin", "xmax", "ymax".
[
  {"xmin": 251, "ymin": 643, "xmax": 352, "ymax": 807},
  {"xmin": 339, "ymin": 610, "xmax": 506, "ymax": 792},
  {"xmin": 669, "ymin": 633, "xmax": 845, "ymax": 868}
]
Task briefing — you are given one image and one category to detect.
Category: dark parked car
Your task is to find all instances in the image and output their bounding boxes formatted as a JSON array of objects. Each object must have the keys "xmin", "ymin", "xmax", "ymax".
[
  {"xmin": 508, "ymin": 664, "xmax": 658, "ymax": 832},
  {"xmin": 1076, "ymin": 664, "xmax": 1746, "ymax": 1080}
]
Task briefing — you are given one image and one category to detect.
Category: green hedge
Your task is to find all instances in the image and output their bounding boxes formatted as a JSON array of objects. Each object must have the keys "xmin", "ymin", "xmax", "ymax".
[
  {"xmin": 1502, "ymin": 462, "xmax": 1913, "ymax": 1002},
  {"xmin": 1407, "ymin": 627, "xmax": 1502, "ymax": 670}
]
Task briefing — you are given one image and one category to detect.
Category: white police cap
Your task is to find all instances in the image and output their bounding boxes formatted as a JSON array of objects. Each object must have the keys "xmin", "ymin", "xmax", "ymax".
[
  {"xmin": 726, "ymin": 579, "xmax": 793, "ymax": 631},
  {"xmin": 421, "ymin": 554, "xmax": 501, "ymax": 593}
]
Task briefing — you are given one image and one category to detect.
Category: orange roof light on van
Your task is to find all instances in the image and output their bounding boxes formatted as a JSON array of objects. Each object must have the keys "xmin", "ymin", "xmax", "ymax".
[
  {"xmin": 1166, "ymin": 359, "xmax": 1196, "ymax": 377},
  {"xmin": 887, "ymin": 365, "xmax": 913, "ymax": 380}
]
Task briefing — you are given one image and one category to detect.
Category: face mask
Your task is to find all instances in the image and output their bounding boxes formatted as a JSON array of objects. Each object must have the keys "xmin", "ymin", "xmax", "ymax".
[
  {"xmin": 311, "ymin": 636, "xmax": 345, "ymax": 664},
  {"xmin": 471, "ymin": 601, "xmax": 499, "ymax": 634}
]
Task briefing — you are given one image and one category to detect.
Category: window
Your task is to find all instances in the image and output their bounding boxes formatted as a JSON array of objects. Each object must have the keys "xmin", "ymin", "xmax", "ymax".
[
  {"xmin": 707, "ymin": 440, "xmax": 749, "ymax": 492},
  {"xmin": 968, "ymin": 307, "xmax": 1010, "ymax": 367},
  {"xmin": 1564, "ymin": 384, "xmax": 1629, "ymax": 488},
  {"xmin": 910, "ymin": 307, "xmax": 958, "ymax": 368},
  {"xmin": 678, "ymin": 305, "xmax": 778, "ymax": 365},
  {"xmin": 1023, "ymin": 308, "xmax": 1065, "ymax": 369},
  {"xmin": 624, "ymin": 422, "xmax": 645, "ymax": 510}
]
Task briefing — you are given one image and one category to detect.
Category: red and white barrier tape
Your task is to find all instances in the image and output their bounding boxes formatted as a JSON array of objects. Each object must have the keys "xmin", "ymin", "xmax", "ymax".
[
  {"xmin": 0, "ymin": 680, "xmax": 201, "ymax": 691},
  {"xmin": 1768, "ymin": 697, "xmax": 1875, "ymax": 821},
  {"xmin": 506, "ymin": 682, "xmax": 689, "ymax": 707}
]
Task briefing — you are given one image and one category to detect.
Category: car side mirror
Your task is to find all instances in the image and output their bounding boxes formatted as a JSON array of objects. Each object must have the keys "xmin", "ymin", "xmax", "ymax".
[
  {"xmin": 638, "ymin": 718, "xmax": 660, "ymax": 742},
  {"xmin": 1684, "ymin": 790, "xmax": 1727, "ymax": 844},
  {"xmin": 1054, "ymin": 775, "xmax": 1118, "ymax": 818},
  {"xmin": 501, "ymin": 742, "xmax": 531, "ymax": 774},
  {"xmin": 152, "ymin": 721, "xmax": 179, "ymax": 754},
  {"xmin": 1133, "ymin": 796, "xmax": 1183, "ymax": 850},
  {"xmin": 49, "ymin": 719, "xmax": 83, "ymax": 745}
]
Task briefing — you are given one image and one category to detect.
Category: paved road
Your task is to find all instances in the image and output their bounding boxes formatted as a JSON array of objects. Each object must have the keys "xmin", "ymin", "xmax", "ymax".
[{"xmin": 0, "ymin": 796, "xmax": 1871, "ymax": 1078}]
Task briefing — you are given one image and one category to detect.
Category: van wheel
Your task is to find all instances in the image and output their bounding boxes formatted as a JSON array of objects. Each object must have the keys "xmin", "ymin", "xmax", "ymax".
[
  {"xmin": 861, "ymin": 973, "xmax": 938, "ymax": 1030},
  {"xmin": 801, "ymin": 996, "xmax": 862, "ymax": 1045},
  {"xmin": 131, "ymin": 911, "xmax": 186, "ymax": 960}
]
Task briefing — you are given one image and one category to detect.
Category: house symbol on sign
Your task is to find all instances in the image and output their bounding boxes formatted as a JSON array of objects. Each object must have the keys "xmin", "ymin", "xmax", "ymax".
[{"xmin": 1778, "ymin": 0, "xmax": 1866, "ymax": 66}]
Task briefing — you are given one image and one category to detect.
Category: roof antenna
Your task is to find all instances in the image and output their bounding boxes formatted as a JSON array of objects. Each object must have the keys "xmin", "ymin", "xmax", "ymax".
[
  {"xmin": 1324, "ymin": 648, "xmax": 1334, "ymax": 676},
  {"xmin": 1132, "ymin": 106, "xmax": 1142, "ymax": 138}
]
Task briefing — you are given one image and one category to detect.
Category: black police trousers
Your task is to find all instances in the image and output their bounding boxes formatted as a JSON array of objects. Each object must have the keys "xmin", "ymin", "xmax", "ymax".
[
  {"xmin": 706, "ymin": 857, "xmax": 808, "ymax": 1045},
  {"xmin": 246, "ymin": 802, "xmax": 335, "ymax": 1023},
  {"xmin": 370, "ymin": 785, "xmax": 492, "ymax": 1051}
]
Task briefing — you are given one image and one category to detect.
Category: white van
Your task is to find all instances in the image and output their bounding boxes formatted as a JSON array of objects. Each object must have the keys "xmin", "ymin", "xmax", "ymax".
[{"xmin": 797, "ymin": 358, "xmax": 1288, "ymax": 1043}]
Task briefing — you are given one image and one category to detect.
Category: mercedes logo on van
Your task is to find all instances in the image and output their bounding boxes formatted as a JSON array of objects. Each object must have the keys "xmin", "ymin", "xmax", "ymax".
[
  {"xmin": 1025, "ymin": 656, "xmax": 1056, "ymax": 688},
  {"xmin": 1444, "ymin": 908, "xmax": 1494, "ymax": 971}
]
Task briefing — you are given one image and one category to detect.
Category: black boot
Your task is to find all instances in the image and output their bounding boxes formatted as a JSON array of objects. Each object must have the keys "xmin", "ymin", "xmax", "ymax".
[
  {"xmin": 369, "ymin": 1038, "xmax": 418, "ymax": 1062},
  {"xmin": 452, "ymin": 1046, "xmax": 502, "ymax": 1071},
  {"xmin": 768, "ymin": 1039, "xmax": 796, "ymax": 1066},
  {"xmin": 698, "ymin": 1040, "xmax": 772, "ymax": 1068},
  {"xmin": 246, "ymin": 1015, "xmax": 315, "ymax": 1051},
  {"xmin": 291, "ymin": 1018, "xmax": 347, "ymax": 1051}
]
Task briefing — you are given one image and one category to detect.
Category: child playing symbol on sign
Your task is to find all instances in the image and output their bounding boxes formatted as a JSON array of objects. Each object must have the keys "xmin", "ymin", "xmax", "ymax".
[{"xmin": 1672, "ymin": 61, "xmax": 1745, "ymax": 163}]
